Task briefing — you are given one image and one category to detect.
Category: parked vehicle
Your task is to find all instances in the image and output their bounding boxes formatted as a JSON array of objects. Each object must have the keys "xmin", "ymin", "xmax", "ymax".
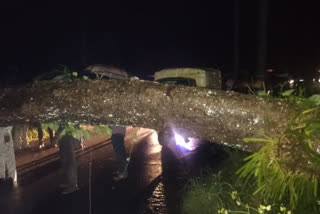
[
  {"xmin": 34, "ymin": 64, "xmax": 129, "ymax": 82},
  {"xmin": 154, "ymin": 67, "xmax": 222, "ymax": 89},
  {"xmin": 84, "ymin": 64, "xmax": 129, "ymax": 80}
]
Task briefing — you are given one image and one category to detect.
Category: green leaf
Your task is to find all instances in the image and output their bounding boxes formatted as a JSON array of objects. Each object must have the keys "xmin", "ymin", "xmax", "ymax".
[
  {"xmin": 59, "ymin": 128, "xmax": 67, "ymax": 137},
  {"xmin": 93, "ymin": 125, "xmax": 112, "ymax": 136},
  {"xmin": 82, "ymin": 75, "xmax": 89, "ymax": 80},
  {"xmin": 105, "ymin": 126, "xmax": 112, "ymax": 136},
  {"xmin": 247, "ymin": 85, "xmax": 255, "ymax": 95},
  {"xmin": 312, "ymin": 177, "xmax": 318, "ymax": 197},
  {"xmin": 65, "ymin": 124, "xmax": 76, "ymax": 134},
  {"xmin": 302, "ymin": 108, "xmax": 317, "ymax": 114},
  {"xmin": 71, "ymin": 130, "xmax": 82, "ymax": 140},
  {"xmin": 256, "ymin": 90, "xmax": 269, "ymax": 97},
  {"xmin": 41, "ymin": 122, "xmax": 60, "ymax": 132},
  {"xmin": 41, "ymin": 123, "xmax": 49, "ymax": 130},
  {"xmin": 80, "ymin": 129, "xmax": 92, "ymax": 140},
  {"xmin": 280, "ymin": 89, "xmax": 294, "ymax": 97},
  {"xmin": 101, "ymin": 125, "xmax": 112, "ymax": 136},
  {"xmin": 307, "ymin": 122, "xmax": 320, "ymax": 132},
  {"xmin": 309, "ymin": 94, "xmax": 320, "ymax": 106},
  {"xmin": 93, "ymin": 125, "xmax": 103, "ymax": 134},
  {"xmin": 72, "ymin": 72, "xmax": 78, "ymax": 77}
]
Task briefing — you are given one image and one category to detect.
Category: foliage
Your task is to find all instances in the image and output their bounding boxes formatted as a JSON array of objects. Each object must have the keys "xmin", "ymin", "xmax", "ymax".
[
  {"xmin": 93, "ymin": 125, "xmax": 112, "ymax": 136},
  {"xmin": 51, "ymin": 64, "xmax": 73, "ymax": 77},
  {"xmin": 41, "ymin": 122, "xmax": 60, "ymax": 132},
  {"xmin": 217, "ymin": 190, "xmax": 294, "ymax": 214},
  {"xmin": 247, "ymin": 82, "xmax": 272, "ymax": 98},
  {"xmin": 309, "ymin": 94, "xmax": 320, "ymax": 106},
  {"xmin": 181, "ymin": 172, "xmax": 236, "ymax": 214},
  {"xmin": 41, "ymin": 122, "xmax": 112, "ymax": 140},
  {"xmin": 236, "ymin": 92, "xmax": 320, "ymax": 210},
  {"xmin": 182, "ymin": 170, "xmax": 294, "ymax": 214},
  {"xmin": 93, "ymin": 71, "xmax": 104, "ymax": 80}
]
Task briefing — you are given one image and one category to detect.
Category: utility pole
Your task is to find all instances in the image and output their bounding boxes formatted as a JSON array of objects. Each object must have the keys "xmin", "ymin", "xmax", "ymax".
[
  {"xmin": 256, "ymin": 0, "xmax": 268, "ymax": 81},
  {"xmin": 234, "ymin": 0, "xmax": 240, "ymax": 80}
]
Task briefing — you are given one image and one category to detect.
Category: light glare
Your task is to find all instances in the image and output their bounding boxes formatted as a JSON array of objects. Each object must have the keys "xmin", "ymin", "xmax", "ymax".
[{"xmin": 174, "ymin": 133, "xmax": 193, "ymax": 151}]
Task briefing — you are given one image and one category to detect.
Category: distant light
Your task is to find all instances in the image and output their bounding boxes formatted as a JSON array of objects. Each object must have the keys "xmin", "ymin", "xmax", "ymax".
[
  {"xmin": 313, "ymin": 78, "xmax": 316, "ymax": 82},
  {"xmin": 289, "ymin": 79, "xmax": 295, "ymax": 84},
  {"xmin": 318, "ymin": 78, "xmax": 320, "ymax": 83},
  {"xmin": 299, "ymin": 79, "xmax": 304, "ymax": 82},
  {"xmin": 266, "ymin": 68, "xmax": 274, "ymax": 73}
]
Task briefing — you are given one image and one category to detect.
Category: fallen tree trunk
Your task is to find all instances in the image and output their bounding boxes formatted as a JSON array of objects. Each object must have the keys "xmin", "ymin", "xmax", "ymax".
[{"xmin": 0, "ymin": 78, "xmax": 306, "ymax": 152}]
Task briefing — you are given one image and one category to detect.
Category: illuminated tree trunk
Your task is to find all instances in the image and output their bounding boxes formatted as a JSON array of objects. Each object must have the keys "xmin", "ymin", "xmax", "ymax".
[{"xmin": 0, "ymin": 78, "xmax": 310, "ymax": 152}]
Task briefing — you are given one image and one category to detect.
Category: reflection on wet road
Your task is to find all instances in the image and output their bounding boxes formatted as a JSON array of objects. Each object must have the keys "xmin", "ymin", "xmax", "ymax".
[
  {"xmin": 1, "ymin": 127, "xmax": 179, "ymax": 214},
  {"xmin": 144, "ymin": 181, "xmax": 167, "ymax": 214}
]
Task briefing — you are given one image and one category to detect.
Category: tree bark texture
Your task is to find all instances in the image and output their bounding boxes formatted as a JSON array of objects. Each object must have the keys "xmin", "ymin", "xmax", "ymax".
[{"xmin": 0, "ymin": 78, "xmax": 300, "ymax": 152}]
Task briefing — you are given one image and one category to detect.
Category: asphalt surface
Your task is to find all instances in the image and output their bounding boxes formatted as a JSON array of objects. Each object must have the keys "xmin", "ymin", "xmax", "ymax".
[{"xmin": 0, "ymin": 128, "xmax": 187, "ymax": 214}]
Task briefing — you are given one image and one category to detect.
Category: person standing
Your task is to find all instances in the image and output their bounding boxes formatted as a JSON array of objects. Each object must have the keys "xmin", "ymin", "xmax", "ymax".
[
  {"xmin": 37, "ymin": 126, "xmax": 55, "ymax": 148},
  {"xmin": 58, "ymin": 134, "xmax": 79, "ymax": 194},
  {"xmin": 110, "ymin": 125, "xmax": 128, "ymax": 181},
  {"xmin": 0, "ymin": 126, "xmax": 17, "ymax": 184}
]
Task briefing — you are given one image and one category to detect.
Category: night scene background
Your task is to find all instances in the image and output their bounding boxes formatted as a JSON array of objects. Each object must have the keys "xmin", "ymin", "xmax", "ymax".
[
  {"xmin": 1, "ymin": 2, "xmax": 320, "ymax": 214},
  {"xmin": 1, "ymin": 0, "xmax": 320, "ymax": 86}
]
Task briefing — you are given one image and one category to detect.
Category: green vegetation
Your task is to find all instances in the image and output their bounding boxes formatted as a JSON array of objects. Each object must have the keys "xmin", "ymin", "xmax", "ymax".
[
  {"xmin": 182, "ymin": 88, "xmax": 320, "ymax": 214},
  {"xmin": 181, "ymin": 148, "xmax": 315, "ymax": 214},
  {"xmin": 41, "ymin": 122, "xmax": 112, "ymax": 140},
  {"xmin": 181, "ymin": 149, "xmax": 261, "ymax": 214},
  {"xmin": 181, "ymin": 165, "xmax": 295, "ymax": 214},
  {"xmin": 181, "ymin": 172, "xmax": 236, "ymax": 214},
  {"xmin": 236, "ymin": 99, "xmax": 320, "ymax": 211}
]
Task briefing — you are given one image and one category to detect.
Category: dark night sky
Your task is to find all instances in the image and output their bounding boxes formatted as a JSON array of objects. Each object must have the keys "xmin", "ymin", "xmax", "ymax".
[{"xmin": 1, "ymin": 1, "xmax": 320, "ymax": 85}]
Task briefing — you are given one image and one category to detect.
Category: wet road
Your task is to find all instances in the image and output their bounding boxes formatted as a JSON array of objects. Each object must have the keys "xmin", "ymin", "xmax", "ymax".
[{"xmin": 0, "ymin": 128, "xmax": 185, "ymax": 214}]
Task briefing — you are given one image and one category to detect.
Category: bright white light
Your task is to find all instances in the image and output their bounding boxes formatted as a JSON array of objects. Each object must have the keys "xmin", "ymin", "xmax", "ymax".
[
  {"xmin": 149, "ymin": 131, "xmax": 162, "ymax": 154},
  {"xmin": 313, "ymin": 78, "xmax": 316, "ymax": 82},
  {"xmin": 318, "ymin": 78, "xmax": 320, "ymax": 83},
  {"xmin": 14, "ymin": 170, "xmax": 17, "ymax": 183},
  {"xmin": 299, "ymin": 79, "xmax": 304, "ymax": 82},
  {"xmin": 174, "ymin": 133, "xmax": 193, "ymax": 151},
  {"xmin": 289, "ymin": 79, "xmax": 295, "ymax": 84}
]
